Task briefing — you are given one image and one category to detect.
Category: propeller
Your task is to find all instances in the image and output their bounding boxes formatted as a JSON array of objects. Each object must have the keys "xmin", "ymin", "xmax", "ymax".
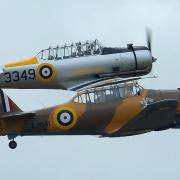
[
  {"xmin": 146, "ymin": 28, "xmax": 152, "ymax": 53},
  {"xmin": 146, "ymin": 27, "xmax": 156, "ymax": 62}
]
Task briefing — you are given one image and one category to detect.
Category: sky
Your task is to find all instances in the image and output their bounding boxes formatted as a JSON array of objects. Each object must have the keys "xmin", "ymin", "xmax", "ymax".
[{"xmin": 0, "ymin": 0, "xmax": 180, "ymax": 179}]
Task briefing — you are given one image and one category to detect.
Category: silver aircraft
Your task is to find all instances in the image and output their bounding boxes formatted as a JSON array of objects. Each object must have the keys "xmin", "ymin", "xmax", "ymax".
[{"xmin": 0, "ymin": 36, "xmax": 156, "ymax": 91}]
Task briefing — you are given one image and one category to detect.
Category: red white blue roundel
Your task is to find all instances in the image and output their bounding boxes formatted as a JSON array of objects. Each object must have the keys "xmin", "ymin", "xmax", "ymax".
[{"xmin": 57, "ymin": 110, "xmax": 74, "ymax": 126}]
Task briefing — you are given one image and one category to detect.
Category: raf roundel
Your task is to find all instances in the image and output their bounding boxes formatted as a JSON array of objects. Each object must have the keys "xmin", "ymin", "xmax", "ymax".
[
  {"xmin": 37, "ymin": 63, "xmax": 56, "ymax": 81},
  {"xmin": 57, "ymin": 110, "xmax": 73, "ymax": 126},
  {"xmin": 53, "ymin": 107, "xmax": 78, "ymax": 130}
]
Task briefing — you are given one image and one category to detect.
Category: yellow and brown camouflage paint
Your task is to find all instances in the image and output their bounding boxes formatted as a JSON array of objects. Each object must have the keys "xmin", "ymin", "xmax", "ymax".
[{"xmin": 1, "ymin": 88, "xmax": 180, "ymax": 137}]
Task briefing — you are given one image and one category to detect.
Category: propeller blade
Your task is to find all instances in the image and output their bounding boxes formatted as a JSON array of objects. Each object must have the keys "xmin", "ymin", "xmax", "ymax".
[{"xmin": 146, "ymin": 27, "xmax": 152, "ymax": 53}]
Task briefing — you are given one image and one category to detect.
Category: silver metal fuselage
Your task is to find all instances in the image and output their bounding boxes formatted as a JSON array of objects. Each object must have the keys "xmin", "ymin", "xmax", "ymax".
[{"xmin": 0, "ymin": 47, "xmax": 153, "ymax": 90}]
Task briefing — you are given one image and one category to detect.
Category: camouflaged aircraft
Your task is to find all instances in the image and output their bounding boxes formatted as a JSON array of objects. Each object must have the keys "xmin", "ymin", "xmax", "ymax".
[
  {"xmin": 1, "ymin": 80, "xmax": 180, "ymax": 149},
  {"xmin": 0, "ymin": 36, "xmax": 156, "ymax": 91}
]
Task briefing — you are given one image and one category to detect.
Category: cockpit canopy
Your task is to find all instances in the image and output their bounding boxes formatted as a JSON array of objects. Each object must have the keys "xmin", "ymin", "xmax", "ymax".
[
  {"xmin": 73, "ymin": 82, "xmax": 144, "ymax": 104},
  {"xmin": 37, "ymin": 39, "xmax": 103, "ymax": 61}
]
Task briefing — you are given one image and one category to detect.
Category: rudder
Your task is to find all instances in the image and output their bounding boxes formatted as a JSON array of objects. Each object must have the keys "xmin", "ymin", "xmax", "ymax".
[{"xmin": 0, "ymin": 89, "xmax": 22, "ymax": 113}]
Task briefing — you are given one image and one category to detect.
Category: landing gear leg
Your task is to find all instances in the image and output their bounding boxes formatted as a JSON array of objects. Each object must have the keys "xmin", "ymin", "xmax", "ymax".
[{"xmin": 9, "ymin": 140, "xmax": 17, "ymax": 149}]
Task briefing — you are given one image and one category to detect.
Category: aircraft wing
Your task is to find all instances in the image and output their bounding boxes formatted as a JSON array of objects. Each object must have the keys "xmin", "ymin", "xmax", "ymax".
[
  {"xmin": 69, "ymin": 77, "xmax": 141, "ymax": 91},
  {"xmin": 68, "ymin": 76, "xmax": 156, "ymax": 91},
  {"xmin": 0, "ymin": 112, "xmax": 36, "ymax": 121}
]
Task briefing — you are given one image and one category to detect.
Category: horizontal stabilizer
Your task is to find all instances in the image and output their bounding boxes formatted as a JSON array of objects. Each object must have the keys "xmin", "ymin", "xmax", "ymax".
[{"xmin": 0, "ymin": 112, "xmax": 35, "ymax": 121}]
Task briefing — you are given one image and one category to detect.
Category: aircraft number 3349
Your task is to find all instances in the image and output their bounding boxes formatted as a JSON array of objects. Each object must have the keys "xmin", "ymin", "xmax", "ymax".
[{"xmin": 4, "ymin": 69, "xmax": 36, "ymax": 83}]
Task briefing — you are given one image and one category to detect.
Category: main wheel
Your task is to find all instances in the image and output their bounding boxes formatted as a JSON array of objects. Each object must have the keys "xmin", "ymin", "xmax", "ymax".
[{"xmin": 9, "ymin": 140, "xmax": 17, "ymax": 149}]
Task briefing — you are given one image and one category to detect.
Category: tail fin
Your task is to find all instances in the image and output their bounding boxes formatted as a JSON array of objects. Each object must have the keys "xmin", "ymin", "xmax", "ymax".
[{"xmin": 0, "ymin": 89, "xmax": 22, "ymax": 113}]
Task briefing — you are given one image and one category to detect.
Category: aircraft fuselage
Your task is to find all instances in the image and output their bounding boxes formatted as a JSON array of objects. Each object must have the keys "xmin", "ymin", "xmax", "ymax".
[
  {"xmin": 1, "ymin": 87, "xmax": 180, "ymax": 138},
  {"xmin": 0, "ymin": 45, "xmax": 153, "ymax": 90}
]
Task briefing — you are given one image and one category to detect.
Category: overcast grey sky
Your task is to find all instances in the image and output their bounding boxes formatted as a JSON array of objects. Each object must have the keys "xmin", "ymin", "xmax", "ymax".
[{"xmin": 0, "ymin": 0, "xmax": 180, "ymax": 180}]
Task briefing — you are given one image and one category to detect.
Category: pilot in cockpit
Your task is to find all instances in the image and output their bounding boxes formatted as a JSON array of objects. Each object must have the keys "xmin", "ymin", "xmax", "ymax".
[
  {"xmin": 48, "ymin": 47, "xmax": 55, "ymax": 60},
  {"xmin": 93, "ymin": 40, "xmax": 100, "ymax": 54},
  {"xmin": 85, "ymin": 41, "xmax": 92, "ymax": 55},
  {"xmin": 77, "ymin": 42, "xmax": 84, "ymax": 56}
]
